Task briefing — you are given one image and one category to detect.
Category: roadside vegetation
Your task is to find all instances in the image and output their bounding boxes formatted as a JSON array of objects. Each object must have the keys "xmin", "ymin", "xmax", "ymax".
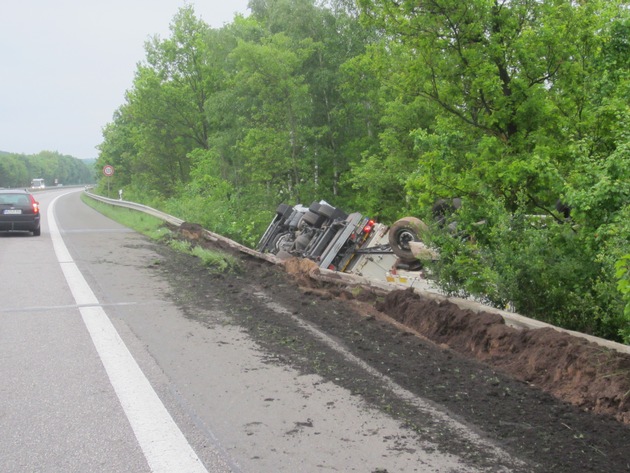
[
  {"xmin": 81, "ymin": 195, "xmax": 240, "ymax": 274},
  {"xmin": 0, "ymin": 150, "xmax": 93, "ymax": 187},
  {"xmin": 5, "ymin": 1, "xmax": 625, "ymax": 343}
]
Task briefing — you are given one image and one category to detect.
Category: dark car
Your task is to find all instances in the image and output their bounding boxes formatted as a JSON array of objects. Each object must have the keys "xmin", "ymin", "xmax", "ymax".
[{"xmin": 0, "ymin": 189, "xmax": 41, "ymax": 236}]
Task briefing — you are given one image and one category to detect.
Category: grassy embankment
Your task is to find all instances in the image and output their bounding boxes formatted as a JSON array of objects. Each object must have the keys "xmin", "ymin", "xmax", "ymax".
[{"xmin": 81, "ymin": 194, "xmax": 241, "ymax": 274}]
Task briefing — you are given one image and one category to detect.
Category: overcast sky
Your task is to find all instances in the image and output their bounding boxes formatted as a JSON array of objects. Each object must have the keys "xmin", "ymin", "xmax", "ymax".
[{"xmin": 0, "ymin": 0, "xmax": 250, "ymax": 160}]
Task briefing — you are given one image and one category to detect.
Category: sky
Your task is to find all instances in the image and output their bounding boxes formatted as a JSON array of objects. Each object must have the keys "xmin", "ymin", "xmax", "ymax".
[{"xmin": 0, "ymin": 0, "xmax": 250, "ymax": 161}]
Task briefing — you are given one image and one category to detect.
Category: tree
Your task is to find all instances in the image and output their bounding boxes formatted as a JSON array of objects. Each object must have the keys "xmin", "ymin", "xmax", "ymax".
[
  {"xmin": 117, "ymin": 6, "xmax": 216, "ymax": 196},
  {"xmin": 0, "ymin": 151, "xmax": 92, "ymax": 187},
  {"xmin": 230, "ymin": 32, "xmax": 315, "ymax": 201},
  {"xmin": 358, "ymin": 0, "xmax": 620, "ymax": 213},
  {"xmin": 0, "ymin": 154, "xmax": 28, "ymax": 187},
  {"xmin": 357, "ymin": 0, "xmax": 629, "ymax": 340}
]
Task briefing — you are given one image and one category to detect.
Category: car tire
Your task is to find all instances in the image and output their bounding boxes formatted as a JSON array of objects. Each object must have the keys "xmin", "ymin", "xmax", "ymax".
[{"xmin": 32, "ymin": 226, "xmax": 41, "ymax": 236}]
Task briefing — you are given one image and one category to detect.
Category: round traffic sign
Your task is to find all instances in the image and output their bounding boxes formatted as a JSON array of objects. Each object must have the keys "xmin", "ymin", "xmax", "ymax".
[{"xmin": 103, "ymin": 165, "xmax": 114, "ymax": 177}]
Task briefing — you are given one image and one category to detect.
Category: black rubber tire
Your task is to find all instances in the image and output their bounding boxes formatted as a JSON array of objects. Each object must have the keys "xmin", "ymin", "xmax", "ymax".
[
  {"xmin": 32, "ymin": 226, "xmax": 41, "ymax": 236},
  {"xmin": 301, "ymin": 210, "xmax": 325, "ymax": 227},
  {"xmin": 309, "ymin": 202, "xmax": 321, "ymax": 213},
  {"xmin": 388, "ymin": 217, "xmax": 428, "ymax": 261},
  {"xmin": 331, "ymin": 209, "xmax": 348, "ymax": 220},
  {"xmin": 317, "ymin": 204, "xmax": 336, "ymax": 218},
  {"xmin": 276, "ymin": 203, "xmax": 293, "ymax": 218},
  {"xmin": 316, "ymin": 204, "xmax": 348, "ymax": 221},
  {"xmin": 301, "ymin": 211, "xmax": 320, "ymax": 226}
]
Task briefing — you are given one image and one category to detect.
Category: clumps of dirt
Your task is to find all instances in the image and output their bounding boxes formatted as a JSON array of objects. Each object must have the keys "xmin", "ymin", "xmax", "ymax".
[
  {"xmin": 178, "ymin": 222, "xmax": 205, "ymax": 241},
  {"xmin": 283, "ymin": 257, "xmax": 385, "ymax": 304},
  {"xmin": 283, "ymin": 257, "xmax": 321, "ymax": 287},
  {"xmin": 376, "ymin": 288, "xmax": 630, "ymax": 424}
]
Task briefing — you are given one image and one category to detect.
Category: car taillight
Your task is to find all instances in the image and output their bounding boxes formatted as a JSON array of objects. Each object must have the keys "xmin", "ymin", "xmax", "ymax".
[
  {"xmin": 362, "ymin": 219, "xmax": 375, "ymax": 234},
  {"xmin": 30, "ymin": 195, "xmax": 39, "ymax": 214}
]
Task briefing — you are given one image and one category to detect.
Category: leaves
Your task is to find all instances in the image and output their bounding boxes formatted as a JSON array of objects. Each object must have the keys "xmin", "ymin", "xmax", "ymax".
[
  {"xmin": 0, "ymin": 151, "xmax": 92, "ymax": 187},
  {"xmin": 84, "ymin": 0, "xmax": 630, "ymax": 342}
]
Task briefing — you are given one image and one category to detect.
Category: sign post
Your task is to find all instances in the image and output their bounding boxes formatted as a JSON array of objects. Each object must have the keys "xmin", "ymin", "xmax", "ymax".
[{"xmin": 102, "ymin": 165, "xmax": 114, "ymax": 198}]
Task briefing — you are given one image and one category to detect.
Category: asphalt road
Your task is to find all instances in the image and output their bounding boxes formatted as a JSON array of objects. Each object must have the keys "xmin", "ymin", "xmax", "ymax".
[{"xmin": 0, "ymin": 189, "xmax": 524, "ymax": 472}]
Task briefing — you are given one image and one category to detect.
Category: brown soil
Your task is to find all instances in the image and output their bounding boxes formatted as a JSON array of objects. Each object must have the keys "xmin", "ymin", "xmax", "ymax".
[
  {"xmin": 374, "ymin": 289, "xmax": 630, "ymax": 424},
  {"xmin": 162, "ymin": 223, "xmax": 630, "ymax": 472}
]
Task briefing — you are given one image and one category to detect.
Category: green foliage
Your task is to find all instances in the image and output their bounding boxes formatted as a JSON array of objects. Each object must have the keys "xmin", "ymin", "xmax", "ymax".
[
  {"xmin": 338, "ymin": 41, "xmax": 437, "ymax": 219},
  {"xmin": 167, "ymin": 239, "xmax": 192, "ymax": 253},
  {"xmin": 0, "ymin": 151, "xmax": 93, "ymax": 188},
  {"xmin": 92, "ymin": 1, "xmax": 629, "ymax": 343},
  {"xmin": 357, "ymin": 0, "xmax": 629, "ymax": 342},
  {"xmin": 616, "ymin": 255, "xmax": 630, "ymax": 343},
  {"xmin": 190, "ymin": 245, "xmax": 242, "ymax": 274},
  {"xmin": 81, "ymin": 194, "xmax": 167, "ymax": 237},
  {"xmin": 168, "ymin": 238, "xmax": 241, "ymax": 274},
  {"xmin": 426, "ymin": 199, "xmax": 627, "ymax": 341}
]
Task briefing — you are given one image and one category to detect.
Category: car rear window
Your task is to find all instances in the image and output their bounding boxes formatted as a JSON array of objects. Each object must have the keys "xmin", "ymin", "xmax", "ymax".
[{"xmin": 0, "ymin": 194, "xmax": 30, "ymax": 206}]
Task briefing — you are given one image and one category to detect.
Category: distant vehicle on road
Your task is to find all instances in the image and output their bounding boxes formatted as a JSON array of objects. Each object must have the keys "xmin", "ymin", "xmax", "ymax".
[
  {"xmin": 30, "ymin": 178, "xmax": 45, "ymax": 189},
  {"xmin": 0, "ymin": 189, "xmax": 41, "ymax": 236}
]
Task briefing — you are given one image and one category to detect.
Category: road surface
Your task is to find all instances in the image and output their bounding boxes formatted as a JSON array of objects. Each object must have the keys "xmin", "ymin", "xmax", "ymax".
[{"xmin": 0, "ymin": 189, "xmax": 541, "ymax": 472}]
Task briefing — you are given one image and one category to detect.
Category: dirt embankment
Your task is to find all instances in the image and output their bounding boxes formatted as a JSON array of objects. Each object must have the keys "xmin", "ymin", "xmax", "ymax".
[
  {"xmin": 179, "ymin": 222, "xmax": 630, "ymax": 425},
  {"xmin": 280, "ymin": 254, "xmax": 630, "ymax": 425},
  {"xmin": 373, "ymin": 289, "xmax": 630, "ymax": 424}
]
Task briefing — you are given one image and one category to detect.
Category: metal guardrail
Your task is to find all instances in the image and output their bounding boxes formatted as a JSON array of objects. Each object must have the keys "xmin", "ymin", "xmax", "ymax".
[{"xmin": 84, "ymin": 190, "xmax": 185, "ymax": 227}]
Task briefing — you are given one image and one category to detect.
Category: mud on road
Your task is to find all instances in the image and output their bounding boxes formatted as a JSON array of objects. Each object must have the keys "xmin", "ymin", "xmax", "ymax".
[{"xmin": 158, "ymin": 225, "xmax": 630, "ymax": 473}]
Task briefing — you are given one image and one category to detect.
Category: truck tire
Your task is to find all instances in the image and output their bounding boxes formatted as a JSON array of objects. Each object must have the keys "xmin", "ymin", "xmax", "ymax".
[
  {"xmin": 316, "ymin": 203, "xmax": 334, "ymax": 216},
  {"xmin": 317, "ymin": 204, "xmax": 347, "ymax": 221},
  {"xmin": 388, "ymin": 217, "xmax": 428, "ymax": 261},
  {"xmin": 309, "ymin": 202, "xmax": 322, "ymax": 213},
  {"xmin": 301, "ymin": 210, "xmax": 326, "ymax": 227},
  {"xmin": 276, "ymin": 203, "xmax": 293, "ymax": 219}
]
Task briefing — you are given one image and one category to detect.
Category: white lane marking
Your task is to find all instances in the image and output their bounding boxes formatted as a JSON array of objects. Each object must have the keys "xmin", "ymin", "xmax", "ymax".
[{"xmin": 48, "ymin": 193, "xmax": 209, "ymax": 473}]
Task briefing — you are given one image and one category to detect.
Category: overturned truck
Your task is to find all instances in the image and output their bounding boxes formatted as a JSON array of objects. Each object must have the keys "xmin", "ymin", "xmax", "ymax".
[{"xmin": 257, "ymin": 201, "xmax": 436, "ymax": 283}]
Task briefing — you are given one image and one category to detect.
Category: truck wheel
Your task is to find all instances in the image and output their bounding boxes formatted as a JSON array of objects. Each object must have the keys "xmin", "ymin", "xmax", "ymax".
[
  {"xmin": 276, "ymin": 203, "xmax": 293, "ymax": 218},
  {"xmin": 301, "ymin": 211, "xmax": 326, "ymax": 227},
  {"xmin": 388, "ymin": 217, "xmax": 428, "ymax": 261},
  {"xmin": 316, "ymin": 203, "xmax": 333, "ymax": 216},
  {"xmin": 309, "ymin": 202, "xmax": 321, "ymax": 213},
  {"xmin": 317, "ymin": 204, "xmax": 347, "ymax": 221}
]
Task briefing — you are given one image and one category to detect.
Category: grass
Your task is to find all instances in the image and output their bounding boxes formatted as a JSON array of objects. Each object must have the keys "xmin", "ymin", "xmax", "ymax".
[
  {"xmin": 81, "ymin": 194, "xmax": 167, "ymax": 237},
  {"xmin": 82, "ymin": 194, "xmax": 241, "ymax": 274},
  {"xmin": 166, "ymin": 238, "xmax": 242, "ymax": 274}
]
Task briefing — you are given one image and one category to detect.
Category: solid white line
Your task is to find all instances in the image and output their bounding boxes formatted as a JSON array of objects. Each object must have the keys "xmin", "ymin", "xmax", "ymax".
[{"xmin": 48, "ymin": 193, "xmax": 209, "ymax": 473}]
